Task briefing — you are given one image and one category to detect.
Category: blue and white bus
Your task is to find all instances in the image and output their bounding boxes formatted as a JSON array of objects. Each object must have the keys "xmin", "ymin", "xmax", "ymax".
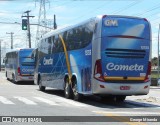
[
  {"xmin": 5, "ymin": 48, "xmax": 35, "ymax": 83},
  {"xmin": 34, "ymin": 15, "xmax": 151, "ymax": 101}
]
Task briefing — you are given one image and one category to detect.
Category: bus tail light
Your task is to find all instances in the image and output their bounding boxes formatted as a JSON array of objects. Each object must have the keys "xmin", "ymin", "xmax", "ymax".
[
  {"xmin": 144, "ymin": 85, "xmax": 148, "ymax": 89},
  {"xmin": 143, "ymin": 18, "xmax": 148, "ymax": 22},
  {"xmin": 94, "ymin": 59, "xmax": 105, "ymax": 82},
  {"xmin": 100, "ymin": 85, "xmax": 105, "ymax": 88},
  {"xmin": 102, "ymin": 15, "xmax": 107, "ymax": 18},
  {"xmin": 144, "ymin": 61, "xmax": 151, "ymax": 82},
  {"xmin": 18, "ymin": 67, "xmax": 21, "ymax": 76}
]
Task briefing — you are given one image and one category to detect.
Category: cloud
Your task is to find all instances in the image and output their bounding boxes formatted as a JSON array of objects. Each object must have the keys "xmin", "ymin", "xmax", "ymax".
[{"xmin": 0, "ymin": 1, "xmax": 9, "ymax": 5}]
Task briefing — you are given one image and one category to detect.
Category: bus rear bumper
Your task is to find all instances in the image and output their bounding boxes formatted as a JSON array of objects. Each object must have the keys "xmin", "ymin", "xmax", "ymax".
[
  {"xmin": 16, "ymin": 75, "xmax": 34, "ymax": 82},
  {"xmin": 92, "ymin": 79, "xmax": 150, "ymax": 96}
]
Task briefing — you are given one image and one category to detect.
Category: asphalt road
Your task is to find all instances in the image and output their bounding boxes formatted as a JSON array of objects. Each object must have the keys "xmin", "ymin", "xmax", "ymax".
[{"xmin": 0, "ymin": 71, "xmax": 160, "ymax": 125}]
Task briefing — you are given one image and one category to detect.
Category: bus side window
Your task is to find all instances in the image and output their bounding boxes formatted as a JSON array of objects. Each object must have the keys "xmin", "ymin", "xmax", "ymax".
[
  {"xmin": 67, "ymin": 30, "xmax": 74, "ymax": 51},
  {"xmin": 81, "ymin": 23, "xmax": 93, "ymax": 48},
  {"xmin": 53, "ymin": 35, "xmax": 59, "ymax": 53},
  {"xmin": 94, "ymin": 23, "xmax": 97, "ymax": 33},
  {"xmin": 51, "ymin": 36, "xmax": 55, "ymax": 54},
  {"xmin": 48, "ymin": 37, "xmax": 52, "ymax": 54}
]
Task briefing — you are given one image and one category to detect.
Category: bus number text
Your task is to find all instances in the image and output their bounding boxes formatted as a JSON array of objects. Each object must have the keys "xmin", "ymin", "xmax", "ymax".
[{"xmin": 85, "ymin": 50, "xmax": 91, "ymax": 56}]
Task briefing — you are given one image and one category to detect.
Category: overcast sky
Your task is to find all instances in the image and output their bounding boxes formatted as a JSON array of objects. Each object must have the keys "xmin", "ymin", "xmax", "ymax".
[{"xmin": 0, "ymin": 0, "xmax": 159, "ymax": 58}]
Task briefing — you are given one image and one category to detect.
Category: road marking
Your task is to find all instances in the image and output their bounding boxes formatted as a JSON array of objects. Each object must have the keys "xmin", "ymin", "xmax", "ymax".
[
  {"xmin": 14, "ymin": 96, "xmax": 37, "ymax": 105},
  {"xmin": 93, "ymin": 111, "xmax": 160, "ymax": 115},
  {"xmin": 0, "ymin": 96, "xmax": 15, "ymax": 104},
  {"xmin": 94, "ymin": 111, "xmax": 147, "ymax": 125},
  {"xmin": 54, "ymin": 97, "xmax": 87, "ymax": 107},
  {"xmin": 34, "ymin": 97, "xmax": 58, "ymax": 105}
]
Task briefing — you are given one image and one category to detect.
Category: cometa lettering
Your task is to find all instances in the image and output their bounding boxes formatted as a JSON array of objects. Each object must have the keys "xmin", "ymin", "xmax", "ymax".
[
  {"xmin": 106, "ymin": 63, "xmax": 144, "ymax": 71},
  {"xmin": 22, "ymin": 69, "xmax": 34, "ymax": 72}
]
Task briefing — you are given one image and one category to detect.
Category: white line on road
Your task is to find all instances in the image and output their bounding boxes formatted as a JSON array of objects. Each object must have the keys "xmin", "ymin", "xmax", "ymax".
[
  {"xmin": 14, "ymin": 96, "xmax": 37, "ymax": 105},
  {"xmin": 34, "ymin": 97, "xmax": 58, "ymax": 105},
  {"xmin": 54, "ymin": 97, "xmax": 87, "ymax": 107},
  {"xmin": 93, "ymin": 111, "xmax": 160, "ymax": 115},
  {"xmin": 0, "ymin": 96, "xmax": 15, "ymax": 104}
]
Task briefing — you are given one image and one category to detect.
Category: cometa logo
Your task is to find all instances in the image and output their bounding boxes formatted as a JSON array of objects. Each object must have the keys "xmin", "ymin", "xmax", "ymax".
[
  {"xmin": 22, "ymin": 69, "xmax": 34, "ymax": 72},
  {"xmin": 106, "ymin": 63, "xmax": 144, "ymax": 71},
  {"xmin": 43, "ymin": 57, "xmax": 53, "ymax": 65}
]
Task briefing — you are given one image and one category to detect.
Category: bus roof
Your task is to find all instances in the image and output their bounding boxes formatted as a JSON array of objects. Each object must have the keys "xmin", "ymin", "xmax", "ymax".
[
  {"xmin": 41, "ymin": 15, "xmax": 149, "ymax": 40},
  {"xmin": 6, "ymin": 48, "xmax": 34, "ymax": 54},
  {"xmin": 41, "ymin": 17, "xmax": 96, "ymax": 40}
]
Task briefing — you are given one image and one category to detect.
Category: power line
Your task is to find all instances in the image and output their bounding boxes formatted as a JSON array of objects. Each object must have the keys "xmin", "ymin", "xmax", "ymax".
[
  {"xmin": 0, "ymin": 21, "xmax": 20, "ymax": 25},
  {"xmin": 134, "ymin": 3, "xmax": 160, "ymax": 16},
  {"xmin": 112, "ymin": 0, "xmax": 143, "ymax": 14}
]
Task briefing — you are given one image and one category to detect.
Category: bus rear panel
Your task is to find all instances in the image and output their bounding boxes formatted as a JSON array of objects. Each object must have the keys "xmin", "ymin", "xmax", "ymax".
[
  {"xmin": 16, "ymin": 49, "xmax": 35, "ymax": 81},
  {"xmin": 93, "ymin": 16, "xmax": 151, "ymax": 95}
]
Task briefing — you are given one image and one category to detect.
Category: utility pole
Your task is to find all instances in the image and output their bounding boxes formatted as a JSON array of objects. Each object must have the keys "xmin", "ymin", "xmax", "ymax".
[
  {"xmin": 6, "ymin": 32, "xmax": 14, "ymax": 49},
  {"xmin": 158, "ymin": 24, "xmax": 160, "ymax": 84},
  {"xmin": 54, "ymin": 14, "xmax": 57, "ymax": 29},
  {"xmin": 22, "ymin": 10, "xmax": 35, "ymax": 48}
]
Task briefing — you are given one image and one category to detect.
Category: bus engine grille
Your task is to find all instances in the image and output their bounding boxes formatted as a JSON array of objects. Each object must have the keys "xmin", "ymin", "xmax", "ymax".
[{"xmin": 105, "ymin": 48, "xmax": 146, "ymax": 58}]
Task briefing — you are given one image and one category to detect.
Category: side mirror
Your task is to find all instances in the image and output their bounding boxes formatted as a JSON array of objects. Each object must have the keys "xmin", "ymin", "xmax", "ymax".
[
  {"xmin": 31, "ymin": 49, "xmax": 36, "ymax": 59},
  {"xmin": 31, "ymin": 53, "xmax": 35, "ymax": 59}
]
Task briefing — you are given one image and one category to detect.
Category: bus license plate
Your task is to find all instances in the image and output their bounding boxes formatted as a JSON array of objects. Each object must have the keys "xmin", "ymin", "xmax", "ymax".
[
  {"xmin": 29, "ymin": 76, "xmax": 33, "ymax": 79},
  {"xmin": 120, "ymin": 86, "xmax": 130, "ymax": 90}
]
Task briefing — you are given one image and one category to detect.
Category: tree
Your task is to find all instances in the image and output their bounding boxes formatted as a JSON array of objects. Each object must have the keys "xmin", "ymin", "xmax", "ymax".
[{"xmin": 151, "ymin": 57, "xmax": 158, "ymax": 66}]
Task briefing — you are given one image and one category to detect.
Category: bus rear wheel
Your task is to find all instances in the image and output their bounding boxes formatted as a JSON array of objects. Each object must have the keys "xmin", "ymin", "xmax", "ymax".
[
  {"xmin": 115, "ymin": 96, "xmax": 126, "ymax": 102},
  {"xmin": 6, "ymin": 72, "xmax": 9, "ymax": 80},
  {"xmin": 38, "ymin": 77, "xmax": 45, "ymax": 91},
  {"xmin": 64, "ymin": 78, "xmax": 72, "ymax": 99},
  {"xmin": 12, "ymin": 74, "xmax": 16, "ymax": 83},
  {"xmin": 72, "ymin": 78, "xmax": 82, "ymax": 101}
]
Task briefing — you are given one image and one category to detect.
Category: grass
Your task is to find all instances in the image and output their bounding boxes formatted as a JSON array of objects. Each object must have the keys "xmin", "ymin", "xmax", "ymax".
[{"xmin": 151, "ymin": 73, "xmax": 160, "ymax": 79}]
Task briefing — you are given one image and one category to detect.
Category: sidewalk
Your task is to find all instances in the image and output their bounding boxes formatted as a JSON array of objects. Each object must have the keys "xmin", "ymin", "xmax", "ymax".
[
  {"xmin": 126, "ymin": 87, "xmax": 160, "ymax": 105},
  {"xmin": 150, "ymin": 86, "xmax": 160, "ymax": 89}
]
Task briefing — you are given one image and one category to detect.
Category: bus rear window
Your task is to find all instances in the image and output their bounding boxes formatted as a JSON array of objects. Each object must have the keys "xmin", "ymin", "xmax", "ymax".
[
  {"xmin": 102, "ymin": 17, "xmax": 150, "ymax": 40},
  {"xmin": 21, "ymin": 62, "xmax": 35, "ymax": 66},
  {"xmin": 20, "ymin": 57, "xmax": 35, "ymax": 66},
  {"xmin": 19, "ymin": 50, "xmax": 33, "ymax": 57}
]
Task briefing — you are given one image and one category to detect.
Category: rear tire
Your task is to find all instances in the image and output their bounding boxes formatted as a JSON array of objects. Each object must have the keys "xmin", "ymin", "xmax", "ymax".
[
  {"xmin": 72, "ymin": 78, "xmax": 82, "ymax": 101},
  {"xmin": 38, "ymin": 77, "xmax": 45, "ymax": 91},
  {"xmin": 64, "ymin": 78, "xmax": 72, "ymax": 99},
  {"xmin": 6, "ymin": 72, "xmax": 9, "ymax": 80},
  {"xmin": 12, "ymin": 74, "xmax": 16, "ymax": 83},
  {"xmin": 115, "ymin": 96, "xmax": 126, "ymax": 102}
]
